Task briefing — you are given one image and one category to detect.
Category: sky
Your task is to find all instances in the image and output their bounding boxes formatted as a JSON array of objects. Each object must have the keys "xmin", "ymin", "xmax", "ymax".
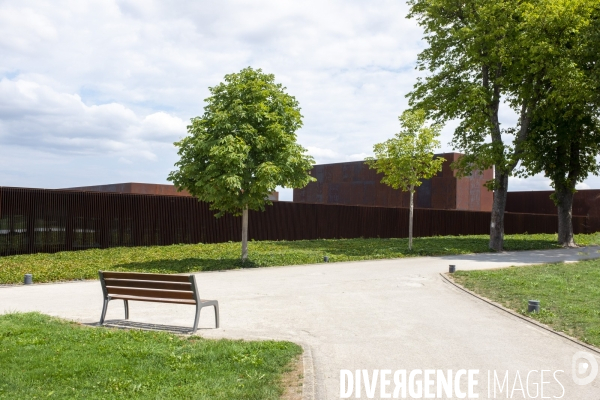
[{"xmin": 0, "ymin": 0, "xmax": 597, "ymax": 201}]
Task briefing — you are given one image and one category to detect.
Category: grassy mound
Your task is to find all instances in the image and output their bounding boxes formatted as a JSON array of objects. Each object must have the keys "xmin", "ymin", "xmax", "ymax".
[
  {"xmin": 453, "ymin": 256, "xmax": 600, "ymax": 348},
  {"xmin": 0, "ymin": 312, "xmax": 301, "ymax": 399}
]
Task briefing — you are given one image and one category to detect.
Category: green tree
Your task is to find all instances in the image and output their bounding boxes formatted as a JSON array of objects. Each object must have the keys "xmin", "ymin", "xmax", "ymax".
[
  {"xmin": 406, "ymin": 0, "xmax": 598, "ymax": 251},
  {"xmin": 365, "ymin": 110, "xmax": 445, "ymax": 250},
  {"xmin": 517, "ymin": 1, "xmax": 600, "ymax": 247},
  {"xmin": 168, "ymin": 67, "xmax": 315, "ymax": 262},
  {"xmin": 519, "ymin": 106, "xmax": 600, "ymax": 247}
]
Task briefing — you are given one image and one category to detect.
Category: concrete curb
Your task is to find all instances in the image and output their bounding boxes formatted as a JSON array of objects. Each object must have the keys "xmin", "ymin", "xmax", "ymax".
[
  {"xmin": 440, "ymin": 272, "xmax": 600, "ymax": 356},
  {"xmin": 299, "ymin": 342, "xmax": 316, "ymax": 400}
]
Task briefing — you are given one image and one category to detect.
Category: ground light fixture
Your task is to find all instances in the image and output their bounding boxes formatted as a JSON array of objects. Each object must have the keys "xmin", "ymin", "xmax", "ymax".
[
  {"xmin": 528, "ymin": 300, "xmax": 540, "ymax": 313},
  {"xmin": 24, "ymin": 274, "xmax": 33, "ymax": 285}
]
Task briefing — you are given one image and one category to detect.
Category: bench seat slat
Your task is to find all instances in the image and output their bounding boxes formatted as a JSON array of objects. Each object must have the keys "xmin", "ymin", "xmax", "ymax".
[
  {"xmin": 104, "ymin": 278, "xmax": 192, "ymax": 291},
  {"xmin": 106, "ymin": 286, "xmax": 196, "ymax": 300},
  {"xmin": 102, "ymin": 272, "xmax": 190, "ymax": 282},
  {"xmin": 108, "ymin": 294, "xmax": 196, "ymax": 305}
]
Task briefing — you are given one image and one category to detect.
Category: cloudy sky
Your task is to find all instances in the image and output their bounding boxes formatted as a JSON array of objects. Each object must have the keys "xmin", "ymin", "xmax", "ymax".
[{"xmin": 0, "ymin": 0, "xmax": 597, "ymax": 200}]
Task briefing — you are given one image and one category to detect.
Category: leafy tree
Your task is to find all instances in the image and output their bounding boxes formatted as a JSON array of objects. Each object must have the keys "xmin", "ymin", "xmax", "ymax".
[
  {"xmin": 516, "ymin": 0, "xmax": 600, "ymax": 246},
  {"xmin": 168, "ymin": 67, "xmax": 315, "ymax": 262},
  {"xmin": 406, "ymin": 0, "xmax": 599, "ymax": 250},
  {"xmin": 519, "ymin": 105, "xmax": 600, "ymax": 246},
  {"xmin": 365, "ymin": 110, "xmax": 444, "ymax": 250},
  {"xmin": 406, "ymin": 0, "xmax": 534, "ymax": 251}
]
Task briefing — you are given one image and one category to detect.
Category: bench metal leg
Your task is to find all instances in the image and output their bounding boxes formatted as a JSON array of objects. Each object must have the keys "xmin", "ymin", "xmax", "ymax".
[
  {"xmin": 192, "ymin": 305, "xmax": 201, "ymax": 334},
  {"xmin": 213, "ymin": 304, "xmax": 220, "ymax": 328},
  {"xmin": 99, "ymin": 298, "xmax": 109, "ymax": 325},
  {"xmin": 192, "ymin": 303, "xmax": 220, "ymax": 333},
  {"xmin": 124, "ymin": 300, "xmax": 129, "ymax": 320}
]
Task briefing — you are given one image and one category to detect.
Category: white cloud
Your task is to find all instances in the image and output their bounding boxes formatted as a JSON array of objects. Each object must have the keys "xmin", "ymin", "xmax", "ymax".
[
  {"xmin": 0, "ymin": 0, "xmax": 426, "ymax": 189},
  {"xmin": 576, "ymin": 182, "xmax": 591, "ymax": 190},
  {"xmin": 0, "ymin": 0, "xmax": 598, "ymax": 192},
  {"xmin": 346, "ymin": 153, "xmax": 371, "ymax": 161},
  {"xmin": 305, "ymin": 146, "xmax": 341, "ymax": 164},
  {"xmin": 0, "ymin": 6, "xmax": 58, "ymax": 52},
  {"xmin": 508, "ymin": 176, "xmax": 553, "ymax": 192},
  {"xmin": 0, "ymin": 78, "xmax": 186, "ymax": 161},
  {"xmin": 140, "ymin": 112, "xmax": 188, "ymax": 141}
]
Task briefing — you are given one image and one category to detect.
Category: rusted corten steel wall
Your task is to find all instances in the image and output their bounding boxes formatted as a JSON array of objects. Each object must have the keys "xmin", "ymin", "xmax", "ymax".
[
  {"xmin": 0, "ymin": 187, "xmax": 587, "ymax": 256},
  {"xmin": 0, "ymin": 187, "xmax": 233, "ymax": 255},
  {"xmin": 506, "ymin": 190, "xmax": 600, "ymax": 232},
  {"xmin": 293, "ymin": 153, "xmax": 494, "ymax": 211},
  {"xmin": 506, "ymin": 190, "xmax": 600, "ymax": 215}
]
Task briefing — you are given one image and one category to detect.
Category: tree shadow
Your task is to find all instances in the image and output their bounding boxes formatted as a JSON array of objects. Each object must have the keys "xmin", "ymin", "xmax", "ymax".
[
  {"xmin": 107, "ymin": 237, "xmax": 562, "ymax": 274},
  {"xmin": 264, "ymin": 236, "xmax": 559, "ymax": 257},
  {"xmin": 111, "ymin": 257, "xmax": 258, "ymax": 274}
]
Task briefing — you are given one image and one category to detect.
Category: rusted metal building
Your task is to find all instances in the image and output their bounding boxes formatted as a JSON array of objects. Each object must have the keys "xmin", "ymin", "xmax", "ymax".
[
  {"xmin": 293, "ymin": 153, "xmax": 493, "ymax": 211},
  {"xmin": 66, "ymin": 183, "xmax": 192, "ymax": 197},
  {"xmin": 65, "ymin": 183, "xmax": 279, "ymax": 201}
]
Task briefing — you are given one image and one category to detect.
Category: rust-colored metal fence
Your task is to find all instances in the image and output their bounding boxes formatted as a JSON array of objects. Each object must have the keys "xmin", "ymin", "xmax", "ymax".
[{"xmin": 0, "ymin": 187, "xmax": 588, "ymax": 256}]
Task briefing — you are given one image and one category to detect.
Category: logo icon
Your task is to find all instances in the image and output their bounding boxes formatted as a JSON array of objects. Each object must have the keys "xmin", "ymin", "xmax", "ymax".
[{"xmin": 572, "ymin": 351, "xmax": 599, "ymax": 386}]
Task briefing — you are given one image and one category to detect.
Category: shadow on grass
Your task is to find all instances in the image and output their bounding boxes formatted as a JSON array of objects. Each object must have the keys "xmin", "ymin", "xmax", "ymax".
[
  {"xmin": 264, "ymin": 236, "xmax": 485, "ymax": 254},
  {"xmin": 264, "ymin": 236, "xmax": 560, "ymax": 257},
  {"xmin": 85, "ymin": 320, "xmax": 201, "ymax": 334},
  {"xmin": 502, "ymin": 238, "xmax": 561, "ymax": 251},
  {"xmin": 111, "ymin": 257, "xmax": 257, "ymax": 274},
  {"xmin": 109, "ymin": 236, "xmax": 562, "ymax": 274}
]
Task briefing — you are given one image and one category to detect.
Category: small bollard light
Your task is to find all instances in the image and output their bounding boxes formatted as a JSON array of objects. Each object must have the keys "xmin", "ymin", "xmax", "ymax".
[
  {"xmin": 528, "ymin": 300, "xmax": 540, "ymax": 313},
  {"xmin": 323, "ymin": 256, "xmax": 329, "ymax": 262},
  {"xmin": 449, "ymin": 265, "xmax": 456, "ymax": 273},
  {"xmin": 24, "ymin": 274, "xmax": 33, "ymax": 285}
]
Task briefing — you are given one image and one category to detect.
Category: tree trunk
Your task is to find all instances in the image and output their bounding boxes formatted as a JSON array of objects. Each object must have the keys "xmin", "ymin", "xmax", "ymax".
[
  {"xmin": 241, "ymin": 206, "xmax": 248, "ymax": 262},
  {"xmin": 409, "ymin": 185, "xmax": 414, "ymax": 251},
  {"xmin": 489, "ymin": 172, "xmax": 508, "ymax": 251},
  {"xmin": 553, "ymin": 138, "xmax": 579, "ymax": 247},
  {"xmin": 554, "ymin": 186, "xmax": 577, "ymax": 247}
]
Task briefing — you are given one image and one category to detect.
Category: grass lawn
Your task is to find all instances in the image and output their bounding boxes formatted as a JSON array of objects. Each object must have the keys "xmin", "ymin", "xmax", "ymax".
[
  {"xmin": 452, "ymin": 257, "xmax": 600, "ymax": 348},
  {"xmin": 0, "ymin": 312, "xmax": 302, "ymax": 399},
  {"xmin": 1, "ymin": 233, "xmax": 600, "ymax": 284}
]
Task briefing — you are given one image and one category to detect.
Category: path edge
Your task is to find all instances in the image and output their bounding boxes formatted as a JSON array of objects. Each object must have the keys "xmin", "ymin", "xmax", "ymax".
[
  {"xmin": 440, "ymin": 272, "xmax": 600, "ymax": 356},
  {"xmin": 298, "ymin": 342, "xmax": 315, "ymax": 400}
]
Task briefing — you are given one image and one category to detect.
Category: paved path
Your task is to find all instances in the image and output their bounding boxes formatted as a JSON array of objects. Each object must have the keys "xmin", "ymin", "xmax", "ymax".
[{"xmin": 2, "ymin": 247, "xmax": 600, "ymax": 399}]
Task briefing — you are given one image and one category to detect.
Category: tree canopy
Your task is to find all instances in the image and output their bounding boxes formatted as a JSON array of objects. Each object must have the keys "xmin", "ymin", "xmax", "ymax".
[
  {"xmin": 365, "ymin": 109, "xmax": 444, "ymax": 250},
  {"xmin": 365, "ymin": 110, "xmax": 444, "ymax": 192},
  {"xmin": 168, "ymin": 67, "xmax": 315, "ymax": 260},
  {"xmin": 169, "ymin": 67, "xmax": 315, "ymax": 217},
  {"xmin": 406, "ymin": 0, "xmax": 600, "ymax": 250},
  {"xmin": 516, "ymin": 0, "xmax": 600, "ymax": 246}
]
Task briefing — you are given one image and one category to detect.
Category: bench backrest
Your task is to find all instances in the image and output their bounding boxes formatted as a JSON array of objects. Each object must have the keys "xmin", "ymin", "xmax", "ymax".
[{"xmin": 99, "ymin": 271, "xmax": 199, "ymax": 303}]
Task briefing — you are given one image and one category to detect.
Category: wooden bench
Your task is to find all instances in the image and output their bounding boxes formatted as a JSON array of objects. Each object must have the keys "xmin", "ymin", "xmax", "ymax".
[{"xmin": 98, "ymin": 271, "xmax": 219, "ymax": 333}]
